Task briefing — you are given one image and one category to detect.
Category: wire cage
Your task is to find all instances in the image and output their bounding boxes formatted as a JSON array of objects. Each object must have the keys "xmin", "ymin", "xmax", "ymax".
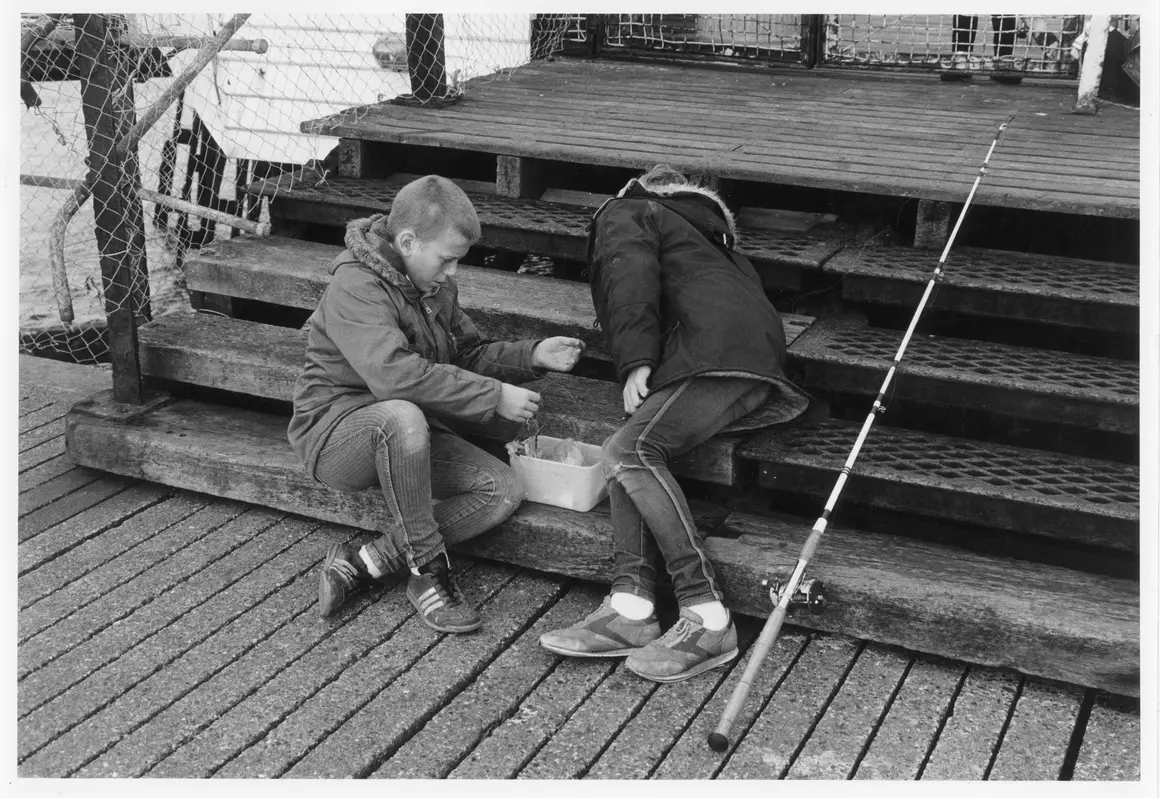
[{"xmin": 825, "ymin": 14, "xmax": 1090, "ymax": 76}]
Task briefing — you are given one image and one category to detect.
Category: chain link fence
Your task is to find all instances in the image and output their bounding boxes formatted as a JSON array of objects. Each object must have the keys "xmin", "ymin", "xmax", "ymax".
[{"xmin": 19, "ymin": 13, "xmax": 574, "ymax": 364}]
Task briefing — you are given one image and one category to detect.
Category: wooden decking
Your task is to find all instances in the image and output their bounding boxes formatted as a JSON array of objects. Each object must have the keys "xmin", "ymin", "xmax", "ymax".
[
  {"xmin": 302, "ymin": 58, "xmax": 1139, "ymax": 219},
  {"xmin": 18, "ymin": 355, "xmax": 1142, "ymax": 780}
]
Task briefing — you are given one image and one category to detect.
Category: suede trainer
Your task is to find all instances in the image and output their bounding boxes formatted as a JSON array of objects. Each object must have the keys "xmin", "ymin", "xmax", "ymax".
[
  {"xmin": 539, "ymin": 596, "xmax": 662, "ymax": 657},
  {"xmin": 625, "ymin": 607, "xmax": 738, "ymax": 682}
]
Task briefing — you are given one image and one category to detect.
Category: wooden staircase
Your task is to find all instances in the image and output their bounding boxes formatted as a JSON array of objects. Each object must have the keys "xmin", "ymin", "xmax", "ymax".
[{"xmin": 65, "ymin": 66, "xmax": 1140, "ymax": 697}]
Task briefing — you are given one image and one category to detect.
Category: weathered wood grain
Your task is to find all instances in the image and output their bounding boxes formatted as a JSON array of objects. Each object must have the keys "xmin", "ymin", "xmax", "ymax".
[
  {"xmin": 64, "ymin": 396, "xmax": 1141, "ymax": 695},
  {"xmin": 987, "ymin": 678, "xmax": 1084, "ymax": 780},
  {"xmin": 133, "ymin": 316, "xmax": 743, "ymax": 485},
  {"xmin": 213, "ymin": 562, "xmax": 518, "ymax": 778},
  {"xmin": 298, "ymin": 61, "xmax": 1137, "ymax": 219},
  {"xmin": 919, "ymin": 667, "xmax": 1021, "ymax": 780},
  {"xmin": 784, "ymin": 642, "xmax": 912, "ymax": 779},
  {"xmin": 20, "ymin": 521, "xmax": 338, "ymax": 776},
  {"xmin": 284, "ymin": 571, "xmax": 567, "ymax": 778},
  {"xmin": 372, "ymin": 583, "xmax": 606, "ymax": 779},
  {"xmin": 1071, "ymin": 693, "xmax": 1141, "ymax": 780},
  {"xmin": 719, "ymin": 634, "xmax": 862, "ymax": 778},
  {"xmin": 853, "ymin": 654, "xmax": 966, "ymax": 779}
]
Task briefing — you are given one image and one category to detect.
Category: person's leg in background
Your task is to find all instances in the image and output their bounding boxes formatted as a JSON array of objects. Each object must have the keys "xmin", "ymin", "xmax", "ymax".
[
  {"xmin": 991, "ymin": 14, "xmax": 1024, "ymax": 84},
  {"xmin": 942, "ymin": 14, "xmax": 978, "ymax": 81}
]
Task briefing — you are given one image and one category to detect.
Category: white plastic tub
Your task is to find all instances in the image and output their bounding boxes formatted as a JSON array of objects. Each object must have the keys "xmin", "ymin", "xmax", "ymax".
[{"xmin": 508, "ymin": 435, "xmax": 609, "ymax": 512}]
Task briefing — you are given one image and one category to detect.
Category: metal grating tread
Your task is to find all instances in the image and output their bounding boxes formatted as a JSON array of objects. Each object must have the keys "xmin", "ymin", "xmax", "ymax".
[
  {"xmin": 248, "ymin": 172, "xmax": 846, "ymax": 269},
  {"xmin": 826, "ymin": 245, "xmax": 1138, "ymax": 305},
  {"xmin": 791, "ymin": 318, "xmax": 1138, "ymax": 403},
  {"xmin": 739, "ymin": 419, "xmax": 1138, "ymax": 517}
]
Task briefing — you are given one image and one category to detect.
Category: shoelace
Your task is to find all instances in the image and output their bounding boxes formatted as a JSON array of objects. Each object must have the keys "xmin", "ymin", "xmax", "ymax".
[
  {"xmin": 431, "ymin": 569, "xmax": 463, "ymax": 606},
  {"xmin": 656, "ymin": 618, "xmax": 694, "ymax": 646},
  {"xmin": 329, "ymin": 557, "xmax": 360, "ymax": 590}
]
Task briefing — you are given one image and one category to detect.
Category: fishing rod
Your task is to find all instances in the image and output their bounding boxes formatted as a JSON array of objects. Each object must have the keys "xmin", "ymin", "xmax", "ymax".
[{"xmin": 708, "ymin": 115, "xmax": 1016, "ymax": 753}]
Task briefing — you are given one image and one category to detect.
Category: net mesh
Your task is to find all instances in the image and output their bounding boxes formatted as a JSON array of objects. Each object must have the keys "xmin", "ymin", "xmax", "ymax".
[{"xmin": 19, "ymin": 13, "xmax": 574, "ymax": 364}]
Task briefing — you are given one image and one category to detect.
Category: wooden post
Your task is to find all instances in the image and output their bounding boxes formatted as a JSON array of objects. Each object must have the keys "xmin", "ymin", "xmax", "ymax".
[
  {"xmin": 800, "ymin": 14, "xmax": 825, "ymax": 69},
  {"xmin": 1074, "ymin": 15, "xmax": 1112, "ymax": 115},
  {"xmin": 405, "ymin": 14, "xmax": 447, "ymax": 103},
  {"xmin": 74, "ymin": 14, "xmax": 148, "ymax": 403},
  {"xmin": 496, "ymin": 155, "xmax": 546, "ymax": 199},
  {"xmin": 913, "ymin": 199, "xmax": 953, "ymax": 250}
]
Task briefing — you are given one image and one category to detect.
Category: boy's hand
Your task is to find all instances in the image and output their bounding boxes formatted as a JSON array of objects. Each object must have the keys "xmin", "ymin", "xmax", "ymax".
[
  {"xmin": 623, "ymin": 365, "xmax": 652, "ymax": 415},
  {"xmin": 532, "ymin": 337, "xmax": 585, "ymax": 372},
  {"xmin": 498, "ymin": 383, "xmax": 542, "ymax": 422}
]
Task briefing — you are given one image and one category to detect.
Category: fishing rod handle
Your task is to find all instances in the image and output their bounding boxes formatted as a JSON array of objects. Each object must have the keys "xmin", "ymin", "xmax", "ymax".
[{"xmin": 708, "ymin": 602, "xmax": 791, "ymax": 751}]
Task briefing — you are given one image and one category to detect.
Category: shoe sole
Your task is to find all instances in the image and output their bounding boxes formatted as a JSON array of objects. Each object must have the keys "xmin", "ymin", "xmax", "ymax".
[
  {"xmin": 626, "ymin": 647, "xmax": 739, "ymax": 683},
  {"xmin": 539, "ymin": 639, "xmax": 642, "ymax": 658}
]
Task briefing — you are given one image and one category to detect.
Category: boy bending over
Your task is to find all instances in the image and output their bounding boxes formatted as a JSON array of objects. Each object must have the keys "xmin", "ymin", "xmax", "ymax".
[{"xmin": 289, "ymin": 175, "xmax": 582, "ymax": 631}]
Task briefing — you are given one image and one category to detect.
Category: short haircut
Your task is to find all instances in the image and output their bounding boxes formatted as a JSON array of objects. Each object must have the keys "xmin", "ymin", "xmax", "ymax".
[{"xmin": 381, "ymin": 175, "xmax": 481, "ymax": 243}]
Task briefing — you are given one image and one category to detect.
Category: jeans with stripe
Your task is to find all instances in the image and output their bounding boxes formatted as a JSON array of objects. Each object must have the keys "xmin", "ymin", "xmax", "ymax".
[
  {"xmin": 602, "ymin": 376, "xmax": 771, "ymax": 607},
  {"xmin": 314, "ymin": 400, "xmax": 525, "ymax": 575}
]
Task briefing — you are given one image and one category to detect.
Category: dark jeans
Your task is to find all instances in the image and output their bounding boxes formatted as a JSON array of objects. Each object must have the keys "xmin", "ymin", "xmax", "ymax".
[
  {"xmin": 314, "ymin": 400, "xmax": 525, "ymax": 575},
  {"xmin": 602, "ymin": 376, "xmax": 771, "ymax": 607},
  {"xmin": 952, "ymin": 15, "xmax": 1017, "ymax": 57}
]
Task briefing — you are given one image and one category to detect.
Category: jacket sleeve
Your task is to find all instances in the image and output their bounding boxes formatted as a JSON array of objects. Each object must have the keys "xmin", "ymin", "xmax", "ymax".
[
  {"xmin": 589, "ymin": 200, "xmax": 663, "ymax": 382},
  {"xmin": 323, "ymin": 270, "xmax": 503, "ymax": 425},
  {"xmin": 447, "ymin": 284, "xmax": 545, "ymax": 384}
]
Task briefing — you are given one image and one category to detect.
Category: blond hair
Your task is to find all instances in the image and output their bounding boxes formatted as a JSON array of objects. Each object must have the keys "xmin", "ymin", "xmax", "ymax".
[
  {"xmin": 379, "ymin": 175, "xmax": 481, "ymax": 243},
  {"xmin": 638, "ymin": 163, "xmax": 691, "ymax": 191}
]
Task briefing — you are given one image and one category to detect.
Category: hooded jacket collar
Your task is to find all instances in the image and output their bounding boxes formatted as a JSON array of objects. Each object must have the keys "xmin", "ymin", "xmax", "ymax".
[
  {"xmin": 599, "ymin": 177, "xmax": 740, "ymax": 250},
  {"xmin": 341, "ymin": 214, "xmax": 425, "ymax": 300}
]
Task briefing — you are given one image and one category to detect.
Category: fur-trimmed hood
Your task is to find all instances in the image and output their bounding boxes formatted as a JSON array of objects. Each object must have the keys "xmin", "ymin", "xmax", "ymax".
[
  {"xmin": 339, "ymin": 214, "xmax": 421, "ymax": 297},
  {"xmin": 614, "ymin": 177, "xmax": 739, "ymax": 245}
]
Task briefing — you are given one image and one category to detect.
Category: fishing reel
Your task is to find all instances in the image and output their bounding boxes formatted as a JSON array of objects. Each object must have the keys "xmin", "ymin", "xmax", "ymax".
[{"xmin": 762, "ymin": 573, "xmax": 827, "ymax": 615}]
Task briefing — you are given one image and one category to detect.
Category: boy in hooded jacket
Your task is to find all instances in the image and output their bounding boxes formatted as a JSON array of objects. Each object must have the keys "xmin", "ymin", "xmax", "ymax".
[
  {"xmin": 539, "ymin": 165, "xmax": 812, "ymax": 681},
  {"xmin": 289, "ymin": 175, "xmax": 583, "ymax": 631}
]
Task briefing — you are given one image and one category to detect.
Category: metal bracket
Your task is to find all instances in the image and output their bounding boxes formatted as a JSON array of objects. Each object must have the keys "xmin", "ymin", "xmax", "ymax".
[{"xmin": 762, "ymin": 574, "xmax": 827, "ymax": 615}]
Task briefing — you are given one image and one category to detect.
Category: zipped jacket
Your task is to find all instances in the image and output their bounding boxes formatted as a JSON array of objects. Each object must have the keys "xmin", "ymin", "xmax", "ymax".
[
  {"xmin": 288, "ymin": 215, "xmax": 542, "ymax": 477},
  {"xmin": 587, "ymin": 179, "xmax": 811, "ymax": 430}
]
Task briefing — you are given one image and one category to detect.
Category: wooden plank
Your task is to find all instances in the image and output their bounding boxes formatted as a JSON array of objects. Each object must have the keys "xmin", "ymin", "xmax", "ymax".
[
  {"xmin": 516, "ymin": 661, "xmax": 657, "ymax": 779},
  {"xmin": 18, "ymin": 468, "xmax": 104, "ymax": 518},
  {"xmin": 19, "ymin": 455, "xmax": 85, "ymax": 495},
  {"xmin": 783, "ymin": 643, "xmax": 912, "ymax": 779},
  {"xmin": 1071, "ymin": 693, "xmax": 1141, "ymax": 780},
  {"xmin": 17, "ymin": 508, "xmax": 295, "ymax": 721},
  {"xmin": 20, "ymin": 520, "xmax": 335, "ymax": 776},
  {"xmin": 145, "ymin": 563, "xmax": 468, "ymax": 777},
  {"xmin": 853, "ymin": 654, "xmax": 966, "ymax": 779},
  {"xmin": 134, "ymin": 316, "xmax": 744, "ymax": 486},
  {"xmin": 650, "ymin": 629, "xmax": 811, "ymax": 778},
  {"xmin": 718, "ymin": 634, "xmax": 862, "ymax": 777},
  {"xmin": 63, "ymin": 396, "xmax": 1142, "ymax": 694},
  {"xmin": 448, "ymin": 656, "xmax": 617, "ymax": 778},
  {"xmin": 18, "ymin": 494, "xmax": 224, "ymax": 619},
  {"xmin": 585, "ymin": 622, "xmax": 760, "ymax": 779},
  {"xmin": 987, "ymin": 678, "xmax": 1084, "ymax": 780},
  {"xmin": 79, "ymin": 533, "xmax": 384, "ymax": 777},
  {"xmin": 371, "ymin": 583, "xmax": 606, "ymax": 779},
  {"xmin": 496, "ymin": 154, "xmax": 545, "ymax": 199},
  {"xmin": 283, "ymin": 570, "xmax": 568, "ymax": 778},
  {"xmin": 212, "ymin": 562, "xmax": 518, "ymax": 778},
  {"xmin": 919, "ymin": 667, "xmax": 1021, "ymax": 779}
]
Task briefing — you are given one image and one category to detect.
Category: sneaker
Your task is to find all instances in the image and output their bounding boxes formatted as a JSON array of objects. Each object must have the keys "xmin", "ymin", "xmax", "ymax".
[
  {"xmin": 407, "ymin": 554, "xmax": 481, "ymax": 633},
  {"xmin": 539, "ymin": 596, "xmax": 662, "ymax": 658},
  {"xmin": 625, "ymin": 607, "xmax": 739, "ymax": 683},
  {"xmin": 318, "ymin": 542, "xmax": 367, "ymax": 618}
]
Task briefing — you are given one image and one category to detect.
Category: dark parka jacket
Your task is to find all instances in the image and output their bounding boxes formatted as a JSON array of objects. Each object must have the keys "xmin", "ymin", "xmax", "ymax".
[
  {"xmin": 588, "ymin": 179, "xmax": 811, "ymax": 431},
  {"xmin": 288, "ymin": 215, "xmax": 542, "ymax": 478}
]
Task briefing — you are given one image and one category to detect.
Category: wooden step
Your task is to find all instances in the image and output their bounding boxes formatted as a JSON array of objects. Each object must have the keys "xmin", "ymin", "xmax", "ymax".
[
  {"xmin": 63, "ymin": 391, "xmax": 1140, "ymax": 696},
  {"xmin": 139, "ymin": 314, "xmax": 1137, "ymax": 549},
  {"xmin": 247, "ymin": 172, "xmax": 850, "ymax": 289},
  {"xmin": 739, "ymin": 419, "xmax": 1138, "ymax": 552},
  {"xmin": 787, "ymin": 317, "xmax": 1138, "ymax": 435},
  {"xmin": 183, "ymin": 235, "xmax": 815, "ymax": 360},
  {"xmin": 136, "ymin": 313, "xmax": 741, "ymax": 486},
  {"xmin": 825, "ymin": 245, "xmax": 1138, "ymax": 333}
]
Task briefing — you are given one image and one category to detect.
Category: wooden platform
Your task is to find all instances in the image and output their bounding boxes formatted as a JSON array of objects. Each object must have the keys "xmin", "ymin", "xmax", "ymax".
[
  {"xmin": 17, "ymin": 355, "xmax": 1145, "ymax": 779},
  {"xmin": 301, "ymin": 59, "xmax": 1140, "ymax": 219}
]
